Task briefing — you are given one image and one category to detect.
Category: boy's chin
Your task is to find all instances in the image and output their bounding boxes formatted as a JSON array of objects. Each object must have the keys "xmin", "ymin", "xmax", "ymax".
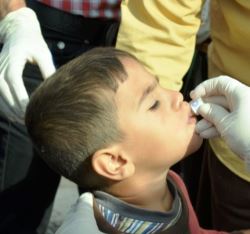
[{"xmin": 185, "ymin": 133, "xmax": 203, "ymax": 157}]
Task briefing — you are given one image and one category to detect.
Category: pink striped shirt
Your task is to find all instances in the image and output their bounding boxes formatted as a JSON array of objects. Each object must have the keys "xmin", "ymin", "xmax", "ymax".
[{"xmin": 37, "ymin": 0, "xmax": 121, "ymax": 19}]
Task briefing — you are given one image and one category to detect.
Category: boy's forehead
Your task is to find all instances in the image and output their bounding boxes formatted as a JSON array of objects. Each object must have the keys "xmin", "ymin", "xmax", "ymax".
[
  {"xmin": 120, "ymin": 57, "xmax": 146, "ymax": 80},
  {"xmin": 120, "ymin": 57, "xmax": 156, "ymax": 85},
  {"xmin": 121, "ymin": 57, "xmax": 138, "ymax": 70},
  {"xmin": 116, "ymin": 58, "xmax": 157, "ymax": 107}
]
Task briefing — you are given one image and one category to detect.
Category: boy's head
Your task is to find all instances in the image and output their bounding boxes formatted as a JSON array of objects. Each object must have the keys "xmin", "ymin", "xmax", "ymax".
[{"xmin": 26, "ymin": 47, "xmax": 202, "ymax": 191}]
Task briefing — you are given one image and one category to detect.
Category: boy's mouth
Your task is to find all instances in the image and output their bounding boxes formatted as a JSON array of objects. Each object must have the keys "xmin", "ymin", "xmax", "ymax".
[{"xmin": 188, "ymin": 111, "xmax": 197, "ymax": 124}]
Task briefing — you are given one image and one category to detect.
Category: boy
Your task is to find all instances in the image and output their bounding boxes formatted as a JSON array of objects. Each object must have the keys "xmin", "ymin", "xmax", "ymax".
[{"xmin": 25, "ymin": 47, "xmax": 247, "ymax": 234}]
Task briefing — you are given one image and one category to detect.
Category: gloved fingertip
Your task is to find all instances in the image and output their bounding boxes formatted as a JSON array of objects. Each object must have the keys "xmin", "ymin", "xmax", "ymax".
[
  {"xmin": 195, "ymin": 124, "xmax": 202, "ymax": 133},
  {"xmin": 190, "ymin": 90, "xmax": 201, "ymax": 100},
  {"xmin": 43, "ymin": 66, "xmax": 56, "ymax": 79},
  {"xmin": 189, "ymin": 90, "xmax": 195, "ymax": 99},
  {"xmin": 39, "ymin": 59, "xmax": 56, "ymax": 78},
  {"xmin": 197, "ymin": 103, "xmax": 211, "ymax": 115},
  {"xmin": 195, "ymin": 118, "xmax": 211, "ymax": 132},
  {"xmin": 200, "ymin": 128, "xmax": 219, "ymax": 139},
  {"xmin": 190, "ymin": 85, "xmax": 206, "ymax": 100},
  {"xmin": 195, "ymin": 128, "xmax": 202, "ymax": 135},
  {"xmin": 199, "ymin": 133, "xmax": 210, "ymax": 139}
]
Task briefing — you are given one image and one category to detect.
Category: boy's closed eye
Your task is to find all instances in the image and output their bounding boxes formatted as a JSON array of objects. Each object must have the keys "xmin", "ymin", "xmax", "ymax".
[{"xmin": 149, "ymin": 100, "xmax": 160, "ymax": 111}]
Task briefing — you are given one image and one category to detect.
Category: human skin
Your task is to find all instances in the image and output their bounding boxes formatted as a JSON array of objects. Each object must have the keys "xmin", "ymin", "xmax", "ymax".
[{"xmin": 95, "ymin": 57, "xmax": 203, "ymax": 212}]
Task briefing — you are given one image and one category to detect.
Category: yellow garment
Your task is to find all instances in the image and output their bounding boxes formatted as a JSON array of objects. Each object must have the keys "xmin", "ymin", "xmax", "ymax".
[
  {"xmin": 116, "ymin": 0, "xmax": 250, "ymax": 181},
  {"xmin": 116, "ymin": 0, "xmax": 202, "ymax": 91},
  {"xmin": 209, "ymin": 0, "xmax": 250, "ymax": 181}
]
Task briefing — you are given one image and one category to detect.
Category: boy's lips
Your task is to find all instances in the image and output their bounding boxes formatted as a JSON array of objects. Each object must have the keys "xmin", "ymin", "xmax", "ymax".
[
  {"xmin": 186, "ymin": 102, "xmax": 197, "ymax": 124},
  {"xmin": 188, "ymin": 113, "xmax": 197, "ymax": 124},
  {"xmin": 181, "ymin": 101, "xmax": 197, "ymax": 124}
]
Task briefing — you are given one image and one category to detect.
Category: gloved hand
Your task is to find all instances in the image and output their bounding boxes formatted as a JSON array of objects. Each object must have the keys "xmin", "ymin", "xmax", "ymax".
[
  {"xmin": 0, "ymin": 7, "xmax": 55, "ymax": 123},
  {"xmin": 56, "ymin": 192, "xmax": 106, "ymax": 234},
  {"xmin": 190, "ymin": 75, "xmax": 250, "ymax": 159}
]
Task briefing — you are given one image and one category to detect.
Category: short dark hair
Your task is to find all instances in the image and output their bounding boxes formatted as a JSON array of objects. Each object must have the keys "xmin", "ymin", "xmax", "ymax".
[{"xmin": 25, "ymin": 47, "xmax": 136, "ymax": 189}]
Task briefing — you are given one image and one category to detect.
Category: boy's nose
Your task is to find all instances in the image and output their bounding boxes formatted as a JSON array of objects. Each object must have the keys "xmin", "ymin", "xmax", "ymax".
[{"xmin": 170, "ymin": 91, "xmax": 183, "ymax": 111}]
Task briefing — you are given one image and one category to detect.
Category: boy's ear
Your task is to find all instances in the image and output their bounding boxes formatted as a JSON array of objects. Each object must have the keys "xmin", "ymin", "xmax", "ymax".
[{"xmin": 92, "ymin": 145, "xmax": 135, "ymax": 181}]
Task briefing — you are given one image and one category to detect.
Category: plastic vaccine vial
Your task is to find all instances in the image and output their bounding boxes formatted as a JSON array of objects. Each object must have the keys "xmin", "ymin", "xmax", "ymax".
[{"xmin": 189, "ymin": 98, "xmax": 204, "ymax": 116}]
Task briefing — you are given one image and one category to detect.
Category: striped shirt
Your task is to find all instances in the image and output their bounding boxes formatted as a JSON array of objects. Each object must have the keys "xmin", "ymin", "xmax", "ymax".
[
  {"xmin": 37, "ymin": 0, "xmax": 121, "ymax": 19},
  {"xmin": 94, "ymin": 180, "xmax": 182, "ymax": 234}
]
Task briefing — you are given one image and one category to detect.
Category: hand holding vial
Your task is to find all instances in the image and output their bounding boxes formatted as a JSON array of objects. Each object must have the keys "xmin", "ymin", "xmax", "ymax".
[{"xmin": 190, "ymin": 76, "xmax": 250, "ymax": 170}]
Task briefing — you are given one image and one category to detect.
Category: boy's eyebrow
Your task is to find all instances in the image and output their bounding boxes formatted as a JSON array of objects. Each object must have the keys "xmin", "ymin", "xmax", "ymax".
[{"xmin": 138, "ymin": 76, "xmax": 159, "ymax": 108}]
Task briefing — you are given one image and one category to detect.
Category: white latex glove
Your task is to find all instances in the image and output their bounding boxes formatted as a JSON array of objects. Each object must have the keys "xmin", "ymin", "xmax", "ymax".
[
  {"xmin": 0, "ymin": 7, "xmax": 55, "ymax": 123},
  {"xmin": 56, "ymin": 192, "xmax": 106, "ymax": 234},
  {"xmin": 190, "ymin": 75, "xmax": 250, "ymax": 159}
]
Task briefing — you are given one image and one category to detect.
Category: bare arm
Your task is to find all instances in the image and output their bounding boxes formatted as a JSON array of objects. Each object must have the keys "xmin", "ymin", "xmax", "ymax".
[{"xmin": 0, "ymin": 0, "xmax": 26, "ymax": 19}]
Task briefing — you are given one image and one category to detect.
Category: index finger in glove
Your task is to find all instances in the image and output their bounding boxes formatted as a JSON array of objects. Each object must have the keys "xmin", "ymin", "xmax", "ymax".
[
  {"xmin": 195, "ymin": 118, "xmax": 219, "ymax": 138},
  {"xmin": 33, "ymin": 48, "xmax": 56, "ymax": 79},
  {"xmin": 190, "ymin": 76, "xmax": 241, "ymax": 99},
  {"xmin": 202, "ymin": 96, "xmax": 229, "ymax": 110},
  {"xmin": 198, "ymin": 102, "xmax": 229, "ymax": 128},
  {"xmin": 195, "ymin": 118, "xmax": 213, "ymax": 133},
  {"xmin": 199, "ymin": 126, "xmax": 220, "ymax": 139}
]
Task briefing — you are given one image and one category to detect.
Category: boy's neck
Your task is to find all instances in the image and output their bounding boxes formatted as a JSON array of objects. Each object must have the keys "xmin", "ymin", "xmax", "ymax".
[{"xmin": 104, "ymin": 171, "xmax": 173, "ymax": 212}]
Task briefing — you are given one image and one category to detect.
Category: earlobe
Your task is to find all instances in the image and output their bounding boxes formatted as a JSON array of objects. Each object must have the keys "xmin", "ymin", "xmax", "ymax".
[{"xmin": 92, "ymin": 147, "xmax": 135, "ymax": 181}]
